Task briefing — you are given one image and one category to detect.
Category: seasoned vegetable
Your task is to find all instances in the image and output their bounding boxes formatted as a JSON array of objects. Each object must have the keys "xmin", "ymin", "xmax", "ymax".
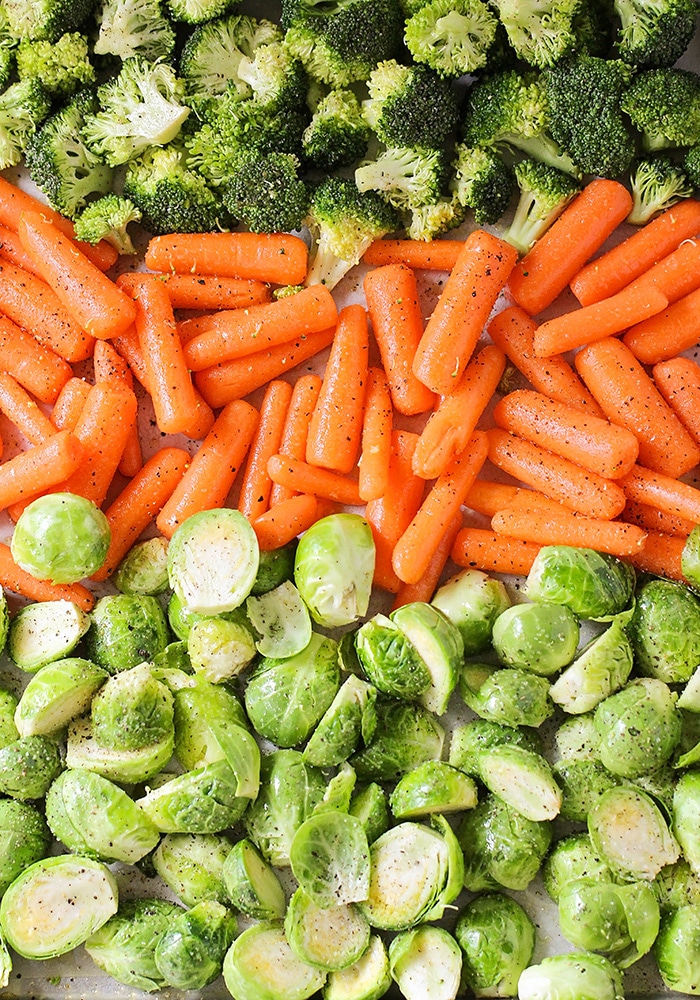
[
  {"xmin": 11, "ymin": 492, "xmax": 111, "ymax": 584},
  {"xmin": 491, "ymin": 602, "xmax": 579, "ymax": 675},
  {"xmin": 86, "ymin": 594, "xmax": 169, "ymax": 674},
  {"xmin": 431, "ymin": 567, "xmax": 510, "ymax": 655},
  {"xmin": 8, "ymin": 599, "xmax": 90, "ymax": 672},
  {"xmin": 455, "ymin": 892, "xmax": 535, "ymax": 998},
  {"xmin": 526, "ymin": 545, "xmax": 635, "ymax": 618}
]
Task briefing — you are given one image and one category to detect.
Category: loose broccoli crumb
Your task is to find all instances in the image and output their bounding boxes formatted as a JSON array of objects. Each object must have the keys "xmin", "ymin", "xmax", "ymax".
[
  {"xmin": 403, "ymin": 0, "xmax": 499, "ymax": 79},
  {"xmin": 16, "ymin": 32, "xmax": 95, "ymax": 99},
  {"xmin": 627, "ymin": 155, "xmax": 694, "ymax": 225}
]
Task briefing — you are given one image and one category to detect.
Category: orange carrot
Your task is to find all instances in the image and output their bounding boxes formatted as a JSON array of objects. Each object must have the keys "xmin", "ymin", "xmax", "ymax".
[
  {"xmin": 493, "ymin": 388, "xmax": 640, "ymax": 480},
  {"xmin": 0, "ymin": 371, "xmax": 57, "ymax": 445},
  {"xmin": 194, "ymin": 327, "xmax": 336, "ymax": 409},
  {"xmin": 0, "ymin": 222, "xmax": 45, "ymax": 277},
  {"xmin": 270, "ymin": 374, "xmax": 323, "ymax": 507},
  {"xmin": 0, "ymin": 430, "xmax": 84, "ymax": 510},
  {"xmin": 51, "ymin": 377, "xmax": 91, "ymax": 433},
  {"xmin": 18, "ymin": 212, "xmax": 136, "ymax": 340},
  {"xmin": 267, "ymin": 454, "xmax": 362, "ymax": 506},
  {"xmin": 252, "ymin": 494, "xmax": 319, "ymax": 551},
  {"xmin": 0, "ymin": 542, "xmax": 95, "ymax": 611},
  {"xmin": 238, "ymin": 380, "xmax": 293, "ymax": 522},
  {"xmin": 391, "ymin": 511, "xmax": 463, "ymax": 611},
  {"xmin": 0, "ymin": 314, "xmax": 72, "ymax": 405},
  {"xmin": 532, "ymin": 283, "xmax": 669, "ymax": 357},
  {"xmin": 92, "ymin": 446, "xmax": 191, "ymax": 580},
  {"xmin": 625, "ymin": 531, "xmax": 687, "ymax": 582},
  {"xmin": 652, "ymin": 356, "xmax": 700, "ymax": 448},
  {"xmin": 508, "ymin": 179, "xmax": 633, "ymax": 316},
  {"xmin": 413, "ymin": 344, "xmax": 506, "ymax": 480},
  {"xmin": 464, "ymin": 480, "xmax": 556, "ymax": 518},
  {"xmin": 144, "ymin": 232, "xmax": 309, "ymax": 285},
  {"xmin": 358, "ymin": 367, "xmax": 393, "ymax": 503},
  {"xmin": 625, "ymin": 236, "xmax": 700, "ymax": 304},
  {"xmin": 118, "ymin": 272, "xmax": 271, "ymax": 311},
  {"xmin": 574, "ymin": 337, "xmax": 700, "ymax": 479},
  {"xmin": 362, "ymin": 239, "xmax": 463, "ymax": 271},
  {"xmin": 617, "ymin": 463, "xmax": 700, "ymax": 525},
  {"xmin": 624, "ymin": 286, "xmax": 700, "ymax": 364},
  {"xmin": 451, "ymin": 526, "xmax": 541, "ymax": 576},
  {"xmin": 621, "ymin": 499, "xmax": 694, "ymax": 538},
  {"xmin": 156, "ymin": 400, "xmax": 259, "ymax": 539},
  {"xmin": 93, "ymin": 340, "xmax": 143, "ymax": 478},
  {"xmin": 487, "ymin": 306, "xmax": 605, "ymax": 418},
  {"xmin": 491, "ymin": 505, "xmax": 647, "ymax": 558},
  {"xmin": 306, "ymin": 304, "xmax": 368, "ymax": 475},
  {"xmin": 392, "ymin": 431, "xmax": 489, "ymax": 585},
  {"xmin": 570, "ymin": 199, "xmax": 700, "ymax": 306},
  {"xmin": 412, "ymin": 230, "xmax": 518, "ymax": 396}
]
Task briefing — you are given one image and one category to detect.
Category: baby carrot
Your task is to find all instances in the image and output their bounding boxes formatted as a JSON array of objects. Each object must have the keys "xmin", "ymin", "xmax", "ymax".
[
  {"xmin": 0, "ymin": 314, "xmax": 72, "ymax": 405},
  {"xmin": 491, "ymin": 505, "xmax": 647, "ymax": 558},
  {"xmin": 0, "ymin": 371, "xmax": 57, "ymax": 444},
  {"xmin": 306, "ymin": 304, "xmax": 368, "ymax": 475},
  {"xmin": 144, "ymin": 232, "xmax": 309, "ymax": 285},
  {"xmin": 451, "ymin": 526, "xmax": 541, "ymax": 576},
  {"xmin": 119, "ymin": 272, "xmax": 271, "ymax": 311},
  {"xmin": 575, "ymin": 337, "xmax": 700, "ymax": 479},
  {"xmin": 412, "ymin": 230, "xmax": 518, "ymax": 396},
  {"xmin": 653, "ymin": 356, "xmax": 700, "ymax": 447},
  {"xmin": 266, "ymin": 454, "xmax": 362, "ymax": 506},
  {"xmin": 413, "ymin": 344, "xmax": 506, "ymax": 480},
  {"xmin": 624, "ymin": 286, "xmax": 700, "ymax": 364},
  {"xmin": 0, "ymin": 223, "xmax": 45, "ymax": 277},
  {"xmin": 362, "ymin": 239, "xmax": 462, "ymax": 271},
  {"xmin": 270, "ymin": 374, "xmax": 322, "ymax": 507},
  {"xmin": 156, "ymin": 399, "xmax": 259, "ymax": 539},
  {"xmin": 487, "ymin": 306, "xmax": 605, "ymax": 417},
  {"xmin": 625, "ymin": 531, "xmax": 687, "ymax": 582},
  {"xmin": 508, "ymin": 179, "xmax": 633, "ymax": 316},
  {"xmin": 0, "ymin": 542, "xmax": 94, "ymax": 611},
  {"xmin": 0, "ymin": 430, "xmax": 84, "ymax": 511},
  {"xmin": 626, "ymin": 236, "xmax": 700, "ymax": 304},
  {"xmin": 621, "ymin": 499, "xmax": 694, "ymax": 538},
  {"xmin": 51, "ymin": 377, "xmax": 91, "ymax": 433},
  {"xmin": 493, "ymin": 389, "xmax": 640, "ymax": 480},
  {"xmin": 92, "ymin": 447, "xmax": 191, "ymax": 581},
  {"xmin": 93, "ymin": 340, "xmax": 142, "ymax": 479},
  {"xmin": 238, "ymin": 380, "xmax": 293, "ymax": 523},
  {"xmin": 252, "ymin": 494, "xmax": 319, "ymax": 551},
  {"xmin": 617, "ymin": 463, "xmax": 700, "ymax": 525},
  {"xmin": 570, "ymin": 198, "xmax": 700, "ymax": 306},
  {"xmin": 358, "ymin": 367, "xmax": 393, "ymax": 503},
  {"xmin": 363, "ymin": 263, "xmax": 436, "ymax": 416},
  {"xmin": 392, "ymin": 431, "xmax": 489, "ymax": 585},
  {"xmin": 464, "ymin": 480, "xmax": 521, "ymax": 517},
  {"xmin": 391, "ymin": 511, "xmax": 463, "ymax": 611}
]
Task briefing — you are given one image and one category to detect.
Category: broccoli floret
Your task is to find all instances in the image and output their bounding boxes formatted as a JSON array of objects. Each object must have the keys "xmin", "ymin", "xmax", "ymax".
[
  {"xmin": 179, "ymin": 15, "xmax": 281, "ymax": 102},
  {"xmin": 621, "ymin": 68, "xmax": 700, "ymax": 153},
  {"xmin": 236, "ymin": 41, "xmax": 308, "ymax": 110},
  {"xmin": 544, "ymin": 55, "xmax": 636, "ymax": 177},
  {"xmin": 572, "ymin": 0, "xmax": 616, "ymax": 56},
  {"xmin": 614, "ymin": 0, "xmax": 696, "ymax": 68},
  {"xmin": 504, "ymin": 158, "xmax": 581, "ymax": 255},
  {"xmin": 405, "ymin": 195, "xmax": 466, "ymax": 241},
  {"xmin": 362, "ymin": 60, "xmax": 459, "ymax": 150},
  {"xmin": 283, "ymin": 0, "xmax": 404, "ymax": 88},
  {"xmin": 355, "ymin": 145, "xmax": 448, "ymax": 211},
  {"xmin": 627, "ymin": 155, "xmax": 694, "ymax": 224},
  {"xmin": 222, "ymin": 151, "xmax": 309, "ymax": 233},
  {"xmin": 81, "ymin": 57, "xmax": 190, "ymax": 166},
  {"xmin": 25, "ymin": 90, "xmax": 113, "ymax": 218},
  {"xmin": 403, "ymin": 0, "xmax": 499, "ymax": 79},
  {"xmin": 302, "ymin": 88, "xmax": 371, "ymax": 170},
  {"xmin": 73, "ymin": 194, "xmax": 143, "ymax": 254},
  {"xmin": 93, "ymin": 0, "xmax": 176, "ymax": 62},
  {"xmin": 165, "ymin": 0, "xmax": 236, "ymax": 25},
  {"xmin": 305, "ymin": 175, "xmax": 400, "ymax": 289},
  {"xmin": 0, "ymin": 79, "xmax": 52, "ymax": 172},
  {"xmin": 450, "ymin": 143, "xmax": 515, "ymax": 225},
  {"xmin": 490, "ymin": 0, "xmax": 579, "ymax": 68},
  {"xmin": 16, "ymin": 32, "xmax": 95, "ymax": 99},
  {"xmin": 123, "ymin": 143, "xmax": 228, "ymax": 234},
  {"xmin": 4, "ymin": 0, "xmax": 95, "ymax": 42}
]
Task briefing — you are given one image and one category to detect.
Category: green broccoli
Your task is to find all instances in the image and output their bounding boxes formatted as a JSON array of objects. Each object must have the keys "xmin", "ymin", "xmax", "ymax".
[
  {"xmin": 93, "ymin": 0, "xmax": 176, "ymax": 62},
  {"xmin": 73, "ymin": 195, "xmax": 143, "ymax": 254},
  {"xmin": 627, "ymin": 155, "xmax": 694, "ymax": 224},
  {"xmin": 165, "ymin": 0, "xmax": 236, "ymax": 25},
  {"xmin": 355, "ymin": 145, "xmax": 449, "ymax": 212},
  {"xmin": 362, "ymin": 60, "xmax": 459, "ymax": 150},
  {"xmin": 305, "ymin": 176, "xmax": 400, "ymax": 289},
  {"xmin": 490, "ymin": 0, "xmax": 580, "ymax": 68},
  {"xmin": 403, "ymin": 0, "xmax": 499, "ymax": 79},
  {"xmin": 179, "ymin": 15, "xmax": 281, "ymax": 103},
  {"xmin": 3, "ymin": 0, "xmax": 95, "ymax": 42},
  {"xmin": 24, "ymin": 90, "xmax": 113, "ymax": 218},
  {"xmin": 0, "ymin": 79, "xmax": 52, "ymax": 172},
  {"xmin": 123, "ymin": 143, "xmax": 229, "ymax": 235},
  {"xmin": 503, "ymin": 158, "xmax": 581, "ymax": 256},
  {"xmin": 236, "ymin": 41, "xmax": 308, "ymax": 111},
  {"xmin": 405, "ymin": 196, "xmax": 466, "ymax": 241},
  {"xmin": 81, "ymin": 57, "xmax": 190, "ymax": 166},
  {"xmin": 621, "ymin": 68, "xmax": 700, "ymax": 152},
  {"xmin": 613, "ymin": 0, "xmax": 696, "ymax": 67},
  {"xmin": 223, "ymin": 152, "xmax": 309, "ymax": 234},
  {"xmin": 544, "ymin": 55, "xmax": 636, "ymax": 177},
  {"xmin": 572, "ymin": 0, "xmax": 616, "ymax": 57},
  {"xmin": 450, "ymin": 143, "xmax": 515, "ymax": 225},
  {"xmin": 302, "ymin": 89, "xmax": 371, "ymax": 170},
  {"xmin": 16, "ymin": 32, "xmax": 95, "ymax": 99}
]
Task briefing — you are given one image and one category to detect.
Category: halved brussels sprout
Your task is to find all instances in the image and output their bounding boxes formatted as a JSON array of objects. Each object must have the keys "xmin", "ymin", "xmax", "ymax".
[
  {"xmin": 390, "ymin": 602, "xmax": 464, "ymax": 715},
  {"xmin": 286, "ymin": 888, "xmax": 370, "ymax": 971},
  {"xmin": 152, "ymin": 640, "xmax": 193, "ymax": 677},
  {"xmin": 432, "ymin": 568, "xmax": 510, "ymax": 656},
  {"xmin": 0, "ymin": 735, "xmax": 62, "ymax": 799},
  {"xmin": 223, "ymin": 921, "xmax": 327, "ymax": 1000},
  {"xmin": 87, "ymin": 594, "xmax": 170, "ymax": 674},
  {"xmin": 66, "ymin": 714, "xmax": 174, "ymax": 785},
  {"xmin": 553, "ymin": 713, "xmax": 601, "ymax": 761},
  {"xmin": 168, "ymin": 508, "xmax": 260, "ymax": 615},
  {"xmin": 8, "ymin": 600, "xmax": 90, "ymax": 672},
  {"xmin": 324, "ymin": 934, "xmax": 391, "ymax": 1000},
  {"xmin": 315, "ymin": 762, "xmax": 357, "ymax": 815},
  {"xmin": 678, "ymin": 665, "xmax": 700, "ymax": 712},
  {"xmin": 152, "ymin": 832, "xmax": 232, "ymax": 907},
  {"xmin": 11, "ymin": 493, "xmax": 111, "ymax": 583},
  {"xmin": 454, "ymin": 892, "xmax": 535, "ymax": 998},
  {"xmin": 594, "ymin": 677, "xmax": 681, "ymax": 778},
  {"xmin": 389, "ymin": 761, "xmax": 477, "ymax": 820},
  {"xmin": 630, "ymin": 578, "xmax": 700, "ymax": 683},
  {"xmin": 154, "ymin": 899, "xmax": 237, "ymax": 991},
  {"xmin": 542, "ymin": 833, "xmax": 613, "ymax": 903},
  {"xmin": 459, "ymin": 663, "xmax": 553, "ymax": 729},
  {"xmin": 304, "ymin": 676, "xmax": 377, "ymax": 769},
  {"xmin": 350, "ymin": 699, "xmax": 444, "ymax": 783},
  {"xmin": 0, "ymin": 855, "xmax": 118, "ymax": 959},
  {"xmin": 173, "ymin": 675, "xmax": 248, "ymax": 770},
  {"xmin": 654, "ymin": 902, "xmax": 700, "ymax": 993},
  {"xmin": 223, "ymin": 838, "xmax": 286, "ymax": 920},
  {"xmin": 114, "ymin": 536, "xmax": 170, "ymax": 595},
  {"xmin": 294, "ymin": 513, "xmax": 374, "ymax": 628},
  {"xmin": 448, "ymin": 719, "xmax": 542, "ymax": 778},
  {"xmin": 85, "ymin": 898, "xmax": 181, "ymax": 991},
  {"xmin": 290, "ymin": 811, "xmax": 370, "ymax": 908},
  {"xmin": 491, "ymin": 602, "xmax": 579, "ymax": 675},
  {"xmin": 553, "ymin": 758, "xmax": 618, "ymax": 823},
  {"xmin": 355, "ymin": 614, "xmax": 431, "ymax": 703},
  {"xmin": 389, "ymin": 925, "xmax": 462, "ymax": 1000},
  {"xmin": 0, "ymin": 799, "xmax": 50, "ymax": 897},
  {"xmin": 252, "ymin": 541, "xmax": 297, "ymax": 596},
  {"xmin": 589, "ymin": 786, "xmax": 680, "ymax": 880},
  {"xmin": 247, "ymin": 580, "xmax": 312, "ymax": 658},
  {"xmin": 188, "ymin": 615, "xmax": 258, "ymax": 683},
  {"xmin": 476, "ymin": 745, "xmax": 562, "ymax": 822},
  {"xmin": 526, "ymin": 545, "xmax": 635, "ymax": 619},
  {"xmin": 682, "ymin": 524, "xmax": 700, "ymax": 590},
  {"xmin": 349, "ymin": 783, "xmax": 389, "ymax": 845},
  {"xmin": 654, "ymin": 859, "xmax": 700, "ymax": 914},
  {"xmin": 91, "ymin": 661, "xmax": 174, "ymax": 752},
  {"xmin": 673, "ymin": 771, "xmax": 700, "ymax": 875},
  {"xmin": 138, "ymin": 760, "xmax": 250, "ymax": 833},
  {"xmin": 550, "ymin": 614, "xmax": 634, "ymax": 715},
  {"xmin": 517, "ymin": 952, "xmax": 624, "ymax": 1000},
  {"xmin": 14, "ymin": 656, "xmax": 107, "ymax": 737},
  {"xmin": 0, "ymin": 690, "xmax": 18, "ymax": 751},
  {"xmin": 458, "ymin": 794, "xmax": 552, "ymax": 892}
]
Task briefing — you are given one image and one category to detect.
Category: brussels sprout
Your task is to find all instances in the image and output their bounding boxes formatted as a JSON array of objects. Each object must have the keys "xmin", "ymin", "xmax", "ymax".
[
  {"xmin": 245, "ymin": 750, "xmax": 326, "ymax": 867},
  {"xmin": 559, "ymin": 877, "xmax": 659, "ymax": 968},
  {"xmin": 526, "ymin": 545, "xmax": 635, "ymax": 619},
  {"xmin": 152, "ymin": 640, "xmax": 192, "ymax": 677},
  {"xmin": 85, "ymin": 898, "xmax": 181, "ymax": 991},
  {"xmin": 188, "ymin": 615, "xmax": 258, "ymax": 683},
  {"xmin": 542, "ymin": 833, "xmax": 613, "ymax": 903},
  {"xmin": 87, "ymin": 594, "xmax": 170, "ymax": 674},
  {"xmin": 66, "ymin": 713, "xmax": 174, "ymax": 784},
  {"xmin": 350, "ymin": 699, "xmax": 445, "ymax": 783},
  {"xmin": 245, "ymin": 633, "xmax": 340, "ymax": 748},
  {"xmin": 553, "ymin": 713, "xmax": 601, "ymax": 761},
  {"xmin": 428, "ymin": 814, "xmax": 465, "ymax": 922},
  {"xmin": 673, "ymin": 771, "xmax": 700, "ymax": 875},
  {"xmin": 45, "ymin": 768, "xmax": 160, "ymax": 864},
  {"xmin": 338, "ymin": 629, "xmax": 364, "ymax": 675},
  {"xmin": 0, "ymin": 591, "xmax": 8, "ymax": 657},
  {"xmin": 476, "ymin": 745, "xmax": 562, "ymax": 821},
  {"xmin": 290, "ymin": 811, "xmax": 370, "ymax": 908},
  {"xmin": 594, "ymin": 677, "xmax": 681, "ymax": 778},
  {"xmin": 458, "ymin": 794, "xmax": 552, "ymax": 892},
  {"xmin": 654, "ymin": 902, "xmax": 700, "ymax": 992},
  {"xmin": 550, "ymin": 614, "xmax": 634, "ymax": 715},
  {"xmin": 390, "ymin": 602, "xmax": 464, "ymax": 715},
  {"xmin": 626, "ymin": 765, "xmax": 676, "ymax": 819},
  {"xmin": 459, "ymin": 664, "xmax": 553, "ymax": 728},
  {"xmin": 295, "ymin": 513, "xmax": 374, "ymax": 627},
  {"xmin": 454, "ymin": 892, "xmax": 535, "ymax": 998},
  {"xmin": 589, "ymin": 786, "xmax": 680, "ymax": 880},
  {"xmin": 0, "ymin": 799, "xmax": 49, "ymax": 897},
  {"xmin": 224, "ymin": 921, "xmax": 327, "ymax": 1000},
  {"xmin": 324, "ymin": 934, "xmax": 391, "ymax": 1000},
  {"xmin": 154, "ymin": 899, "xmax": 237, "ymax": 991},
  {"xmin": 173, "ymin": 675, "xmax": 248, "ymax": 770},
  {"xmin": 517, "ymin": 952, "xmax": 624, "ymax": 1000},
  {"xmin": 0, "ymin": 934, "xmax": 9, "ymax": 989},
  {"xmin": 432, "ymin": 568, "xmax": 510, "ymax": 655},
  {"xmin": 91, "ymin": 661, "xmax": 174, "ymax": 752},
  {"xmin": 682, "ymin": 524, "xmax": 700, "ymax": 589},
  {"xmin": 629, "ymin": 578, "xmax": 700, "ymax": 683},
  {"xmin": 0, "ymin": 735, "xmax": 62, "ymax": 800},
  {"xmin": 8, "ymin": 600, "xmax": 90, "ymax": 672},
  {"xmin": 223, "ymin": 838, "xmax": 286, "ymax": 920},
  {"xmin": 491, "ymin": 602, "xmax": 579, "ymax": 675},
  {"xmin": 206, "ymin": 718, "xmax": 260, "ymax": 800},
  {"xmin": 114, "ymin": 536, "xmax": 170, "ymax": 595},
  {"xmin": 14, "ymin": 656, "xmax": 107, "ymax": 737},
  {"xmin": 553, "ymin": 758, "xmax": 619, "ymax": 823},
  {"xmin": 355, "ymin": 614, "xmax": 431, "ymax": 702},
  {"xmin": 304, "ymin": 676, "xmax": 377, "ymax": 768},
  {"xmin": 349, "ymin": 783, "xmax": 390, "ymax": 845},
  {"xmin": 448, "ymin": 719, "xmax": 542, "ymax": 778},
  {"xmin": 0, "ymin": 854, "xmax": 118, "ymax": 959},
  {"xmin": 0, "ymin": 690, "xmax": 18, "ymax": 751},
  {"xmin": 138, "ymin": 760, "xmax": 250, "ymax": 833},
  {"xmin": 678, "ymin": 665, "xmax": 700, "ymax": 712},
  {"xmin": 390, "ymin": 761, "xmax": 478, "ymax": 820},
  {"xmin": 316, "ymin": 762, "xmax": 357, "ymax": 815},
  {"xmin": 152, "ymin": 832, "xmax": 232, "ymax": 907},
  {"xmin": 286, "ymin": 888, "xmax": 370, "ymax": 971},
  {"xmin": 11, "ymin": 492, "xmax": 110, "ymax": 584},
  {"xmin": 389, "ymin": 925, "xmax": 462, "ymax": 1000},
  {"xmin": 252, "ymin": 540, "xmax": 297, "ymax": 595},
  {"xmin": 247, "ymin": 580, "xmax": 312, "ymax": 658},
  {"xmin": 654, "ymin": 859, "xmax": 700, "ymax": 914}
]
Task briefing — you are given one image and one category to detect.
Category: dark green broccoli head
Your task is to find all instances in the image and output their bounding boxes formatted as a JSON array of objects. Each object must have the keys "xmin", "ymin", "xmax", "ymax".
[
  {"xmin": 363, "ymin": 60, "xmax": 459, "ymax": 149},
  {"xmin": 628, "ymin": 155, "xmax": 694, "ymax": 224},
  {"xmin": 94, "ymin": 0, "xmax": 177, "ymax": 62},
  {"xmin": 179, "ymin": 15, "xmax": 281, "ymax": 101},
  {"xmin": 73, "ymin": 194, "xmax": 142, "ymax": 255},
  {"xmin": 491, "ymin": 0, "xmax": 580, "ymax": 68},
  {"xmin": 504, "ymin": 158, "xmax": 581, "ymax": 255},
  {"xmin": 450, "ymin": 143, "xmax": 515, "ymax": 225},
  {"xmin": 572, "ymin": 0, "xmax": 617, "ymax": 57},
  {"xmin": 614, "ymin": 0, "xmax": 696, "ymax": 68},
  {"xmin": 621, "ymin": 68, "xmax": 700, "ymax": 152},
  {"xmin": 16, "ymin": 32, "xmax": 95, "ymax": 99},
  {"xmin": 223, "ymin": 152, "xmax": 309, "ymax": 234},
  {"xmin": 0, "ymin": 78, "xmax": 53, "ymax": 173},
  {"xmin": 354, "ymin": 145, "xmax": 450, "ymax": 211},
  {"xmin": 685, "ymin": 146, "xmax": 700, "ymax": 189},
  {"xmin": 302, "ymin": 88, "xmax": 371, "ymax": 170},
  {"xmin": 403, "ymin": 0, "xmax": 500, "ymax": 79},
  {"xmin": 4, "ymin": 0, "xmax": 95, "ymax": 42}
]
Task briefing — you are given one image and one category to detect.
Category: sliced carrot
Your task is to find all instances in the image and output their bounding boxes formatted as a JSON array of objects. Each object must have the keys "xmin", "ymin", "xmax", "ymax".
[
  {"xmin": 270, "ymin": 374, "xmax": 323, "ymax": 507},
  {"xmin": 252, "ymin": 494, "xmax": 319, "ymax": 551},
  {"xmin": 617, "ymin": 463, "xmax": 700, "ymax": 525},
  {"xmin": 238, "ymin": 380, "xmax": 293, "ymax": 523},
  {"xmin": 358, "ymin": 367, "xmax": 393, "ymax": 503},
  {"xmin": 621, "ymin": 499, "xmax": 694, "ymax": 538},
  {"xmin": 0, "ymin": 430, "xmax": 84, "ymax": 511},
  {"xmin": 0, "ymin": 542, "xmax": 95, "ymax": 611},
  {"xmin": 93, "ymin": 339, "xmax": 143, "ymax": 478},
  {"xmin": 0, "ymin": 371, "xmax": 57, "ymax": 445},
  {"xmin": 624, "ymin": 286, "xmax": 700, "ymax": 364},
  {"xmin": 118, "ymin": 272, "xmax": 271, "ymax": 311},
  {"xmin": 51, "ymin": 377, "xmax": 91, "ymax": 433},
  {"xmin": 492, "ymin": 504, "xmax": 647, "ymax": 558},
  {"xmin": 144, "ymin": 232, "xmax": 309, "ymax": 285},
  {"xmin": 625, "ymin": 531, "xmax": 687, "ymax": 582},
  {"xmin": 266, "ymin": 454, "xmax": 362, "ymax": 506},
  {"xmin": 0, "ymin": 314, "xmax": 72, "ymax": 405},
  {"xmin": 363, "ymin": 239, "xmax": 463, "ymax": 271},
  {"xmin": 652, "ymin": 356, "xmax": 700, "ymax": 448},
  {"xmin": 451, "ymin": 526, "xmax": 541, "ymax": 576},
  {"xmin": 391, "ymin": 511, "xmax": 463, "ymax": 611}
]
